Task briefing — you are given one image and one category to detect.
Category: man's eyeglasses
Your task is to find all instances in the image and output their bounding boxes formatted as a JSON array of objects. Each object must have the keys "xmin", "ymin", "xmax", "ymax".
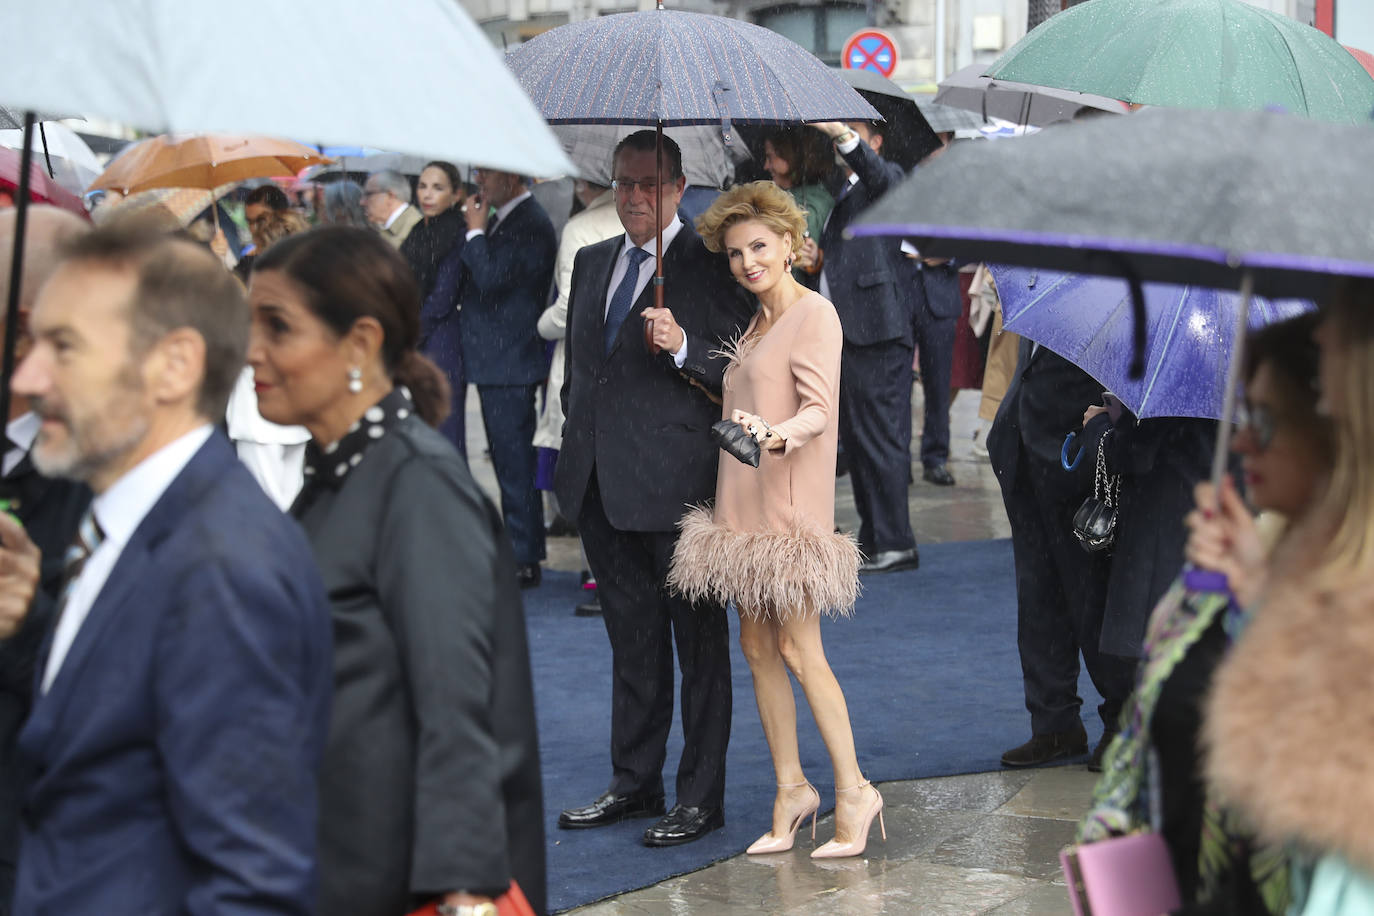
[
  {"xmin": 612, "ymin": 178, "xmax": 663, "ymax": 194},
  {"xmin": 1234, "ymin": 401, "xmax": 1276, "ymax": 450}
]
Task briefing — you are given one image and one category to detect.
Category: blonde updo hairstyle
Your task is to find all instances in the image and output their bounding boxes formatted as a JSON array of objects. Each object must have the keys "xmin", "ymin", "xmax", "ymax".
[{"xmin": 696, "ymin": 181, "xmax": 808, "ymax": 258}]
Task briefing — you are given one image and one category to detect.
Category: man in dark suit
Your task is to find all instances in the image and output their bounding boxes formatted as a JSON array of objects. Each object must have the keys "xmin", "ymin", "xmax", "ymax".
[
  {"xmin": 986, "ymin": 340, "xmax": 1135, "ymax": 768},
  {"xmin": 810, "ymin": 120, "xmax": 920, "ymax": 573},
  {"xmin": 908, "ymin": 257, "xmax": 962, "ymax": 486},
  {"xmin": 461, "ymin": 168, "xmax": 558, "ymax": 588},
  {"xmin": 0, "ymin": 225, "xmax": 334, "ymax": 915},
  {"xmin": 554, "ymin": 131, "xmax": 751, "ymax": 847},
  {"xmin": 0, "ymin": 206, "xmax": 92, "ymax": 915}
]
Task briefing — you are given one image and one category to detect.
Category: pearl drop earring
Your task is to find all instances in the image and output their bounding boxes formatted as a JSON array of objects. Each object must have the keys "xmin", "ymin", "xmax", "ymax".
[{"xmin": 348, "ymin": 367, "xmax": 363, "ymax": 394}]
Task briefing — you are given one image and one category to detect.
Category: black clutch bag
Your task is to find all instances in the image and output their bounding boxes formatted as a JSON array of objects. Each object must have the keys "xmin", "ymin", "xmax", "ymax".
[
  {"xmin": 710, "ymin": 419, "xmax": 760, "ymax": 467},
  {"xmin": 1072, "ymin": 430, "xmax": 1120, "ymax": 553}
]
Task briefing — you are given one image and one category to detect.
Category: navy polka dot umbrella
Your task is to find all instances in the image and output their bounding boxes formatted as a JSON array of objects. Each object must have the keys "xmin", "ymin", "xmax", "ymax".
[
  {"xmin": 507, "ymin": 8, "xmax": 878, "ymax": 127},
  {"xmin": 507, "ymin": 6, "xmax": 879, "ymax": 336}
]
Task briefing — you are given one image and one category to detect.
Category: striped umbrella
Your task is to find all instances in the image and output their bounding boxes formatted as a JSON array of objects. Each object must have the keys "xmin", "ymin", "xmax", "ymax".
[{"xmin": 507, "ymin": 7, "xmax": 877, "ymax": 347}]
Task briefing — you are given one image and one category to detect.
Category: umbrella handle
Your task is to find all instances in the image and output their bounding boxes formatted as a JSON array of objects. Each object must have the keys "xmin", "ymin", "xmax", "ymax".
[{"xmin": 1061, "ymin": 432, "xmax": 1086, "ymax": 471}]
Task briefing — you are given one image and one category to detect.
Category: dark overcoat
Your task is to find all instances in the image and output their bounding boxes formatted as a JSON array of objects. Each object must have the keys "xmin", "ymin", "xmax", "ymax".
[{"xmin": 295, "ymin": 416, "xmax": 546, "ymax": 916}]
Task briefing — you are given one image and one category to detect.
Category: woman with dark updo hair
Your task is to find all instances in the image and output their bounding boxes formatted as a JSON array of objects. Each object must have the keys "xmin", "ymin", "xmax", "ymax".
[
  {"xmin": 403, "ymin": 160, "xmax": 469, "ymax": 455},
  {"xmin": 247, "ymin": 226, "xmax": 546, "ymax": 916}
]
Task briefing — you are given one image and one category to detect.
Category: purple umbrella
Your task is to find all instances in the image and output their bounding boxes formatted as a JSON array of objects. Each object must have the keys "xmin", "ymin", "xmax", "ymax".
[{"xmin": 991, "ymin": 265, "xmax": 1314, "ymax": 420}]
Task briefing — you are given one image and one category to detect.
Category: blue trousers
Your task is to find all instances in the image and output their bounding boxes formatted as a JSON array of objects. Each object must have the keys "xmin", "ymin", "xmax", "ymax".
[{"xmin": 477, "ymin": 384, "xmax": 545, "ymax": 565}]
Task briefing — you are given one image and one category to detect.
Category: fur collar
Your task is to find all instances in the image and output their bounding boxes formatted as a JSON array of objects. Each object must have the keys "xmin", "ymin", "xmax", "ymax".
[{"xmin": 1204, "ymin": 576, "xmax": 1374, "ymax": 872}]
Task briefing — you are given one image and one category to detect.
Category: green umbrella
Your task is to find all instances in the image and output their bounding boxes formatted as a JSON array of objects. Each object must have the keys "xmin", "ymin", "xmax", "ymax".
[{"xmin": 986, "ymin": 0, "xmax": 1374, "ymax": 124}]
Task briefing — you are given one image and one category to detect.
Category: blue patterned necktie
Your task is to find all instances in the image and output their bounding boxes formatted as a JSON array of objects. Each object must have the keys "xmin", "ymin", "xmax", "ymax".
[{"xmin": 604, "ymin": 246, "xmax": 651, "ymax": 355}]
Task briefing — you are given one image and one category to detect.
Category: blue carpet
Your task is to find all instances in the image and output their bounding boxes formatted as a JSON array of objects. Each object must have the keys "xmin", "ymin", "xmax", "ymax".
[{"xmin": 525, "ymin": 538, "xmax": 1105, "ymax": 913}]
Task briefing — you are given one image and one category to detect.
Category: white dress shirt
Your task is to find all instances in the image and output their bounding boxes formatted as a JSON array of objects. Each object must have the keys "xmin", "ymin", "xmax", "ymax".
[
  {"xmin": 605, "ymin": 216, "xmax": 689, "ymax": 367},
  {"xmin": 224, "ymin": 367, "xmax": 309, "ymax": 511},
  {"xmin": 382, "ymin": 202, "xmax": 409, "ymax": 231},
  {"xmin": 466, "ymin": 189, "xmax": 532, "ymax": 242},
  {"xmin": 3, "ymin": 411, "xmax": 39, "ymax": 477},
  {"xmin": 42, "ymin": 424, "xmax": 214, "ymax": 693}
]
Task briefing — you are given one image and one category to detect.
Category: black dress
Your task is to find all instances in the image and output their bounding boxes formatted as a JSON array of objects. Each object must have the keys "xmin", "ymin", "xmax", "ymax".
[{"xmin": 293, "ymin": 390, "xmax": 545, "ymax": 915}]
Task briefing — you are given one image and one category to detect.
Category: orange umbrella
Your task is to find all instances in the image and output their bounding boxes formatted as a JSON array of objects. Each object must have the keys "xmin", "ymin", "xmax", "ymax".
[
  {"xmin": 89, "ymin": 133, "xmax": 329, "ymax": 254},
  {"xmin": 89, "ymin": 134, "xmax": 331, "ymax": 194}
]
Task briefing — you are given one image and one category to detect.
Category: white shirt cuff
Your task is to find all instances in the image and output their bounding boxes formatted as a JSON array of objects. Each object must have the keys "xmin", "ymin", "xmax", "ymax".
[
  {"xmin": 672, "ymin": 337, "xmax": 688, "ymax": 368},
  {"xmin": 837, "ymin": 136, "xmax": 861, "ymax": 154},
  {"xmin": 465, "ymin": 229, "xmax": 485, "ymax": 241}
]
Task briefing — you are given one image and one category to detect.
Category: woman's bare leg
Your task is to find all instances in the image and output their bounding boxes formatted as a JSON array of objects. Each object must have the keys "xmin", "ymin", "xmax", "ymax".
[
  {"xmin": 738, "ymin": 611, "xmax": 815, "ymax": 838},
  {"xmin": 776, "ymin": 612, "xmax": 873, "ymax": 843}
]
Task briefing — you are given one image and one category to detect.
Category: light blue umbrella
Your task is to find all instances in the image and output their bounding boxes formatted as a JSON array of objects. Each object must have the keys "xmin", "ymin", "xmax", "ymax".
[{"xmin": 991, "ymin": 265, "xmax": 1314, "ymax": 421}]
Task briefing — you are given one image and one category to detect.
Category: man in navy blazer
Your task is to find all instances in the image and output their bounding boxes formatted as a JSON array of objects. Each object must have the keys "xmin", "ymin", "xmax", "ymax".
[
  {"xmin": 0, "ymin": 225, "xmax": 334, "ymax": 915},
  {"xmin": 908, "ymin": 256, "xmax": 962, "ymax": 486},
  {"xmin": 813, "ymin": 121, "xmax": 920, "ymax": 573},
  {"xmin": 554, "ymin": 131, "xmax": 752, "ymax": 847},
  {"xmin": 460, "ymin": 169, "xmax": 558, "ymax": 588}
]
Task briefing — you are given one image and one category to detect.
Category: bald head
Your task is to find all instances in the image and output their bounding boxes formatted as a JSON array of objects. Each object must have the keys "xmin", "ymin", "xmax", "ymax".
[{"xmin": 0, "ymin": 205, "xmax": 91, "ymax": 314}]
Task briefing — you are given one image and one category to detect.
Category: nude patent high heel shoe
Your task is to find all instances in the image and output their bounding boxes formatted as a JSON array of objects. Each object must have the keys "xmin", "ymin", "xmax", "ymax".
[
  {"xmin": 746, "ymin": 781, "xmax": 820, "ymax": 854},
  {"xmin": 811, "ymin": 780, "xmax": 885, "ymax": 859}
]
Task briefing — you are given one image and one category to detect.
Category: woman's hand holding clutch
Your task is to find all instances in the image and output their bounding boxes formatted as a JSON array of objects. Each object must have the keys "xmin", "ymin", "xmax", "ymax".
[{"xmin": 730, "ymin": 409, "xmax": 785, "ymax": 451}]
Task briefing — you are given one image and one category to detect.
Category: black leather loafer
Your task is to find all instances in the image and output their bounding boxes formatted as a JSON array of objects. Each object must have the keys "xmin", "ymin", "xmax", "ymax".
[
  {"xmin": 858, "ymin": 548, "xmax": 920, "ymax": 574},
  {"xmin": 642, "ymin": 804, "xmax": 724, "ymax": 847},
  {"xmin": 516, "ymin": 563, "xmax": 541, "ymax": 590},
  {"xmin": 574, "ymin": 598, "xmax": 602, "ymax": 617},
  {"xmin": 1000, "ymin": 724, "xmax": 1089, "ymax": 768},
  {"xmin": 558, "ymin": 791, "xmax": 665, "ymax": 829},
  {"xmin": 922, "ymin": 464, "xmax": 956, "ymax": 486}
]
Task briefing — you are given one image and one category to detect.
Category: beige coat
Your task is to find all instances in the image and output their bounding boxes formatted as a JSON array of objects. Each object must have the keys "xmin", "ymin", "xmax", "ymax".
[
  {"xmin": 669, "ymin": 292, "xmax": 860, "ymax": 620},
  {"xmin": 378, "ymin": 205, "xmax": 421, "ymax": 249},
  {"xmin": 534, "ymin": 190, "xmax": 623, "ymax": 450}
]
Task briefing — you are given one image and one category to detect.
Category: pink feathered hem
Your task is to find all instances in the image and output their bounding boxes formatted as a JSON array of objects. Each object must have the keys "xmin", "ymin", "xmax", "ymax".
[{"xmin": 668, "ymin": 505, "xmax": 862, "ymax": 621}]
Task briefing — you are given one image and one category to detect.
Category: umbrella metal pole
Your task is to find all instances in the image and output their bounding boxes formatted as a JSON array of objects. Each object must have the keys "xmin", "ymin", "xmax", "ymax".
[
  {"xmin": 0, "ymin": 112, "xmax": 37, "ymax": 432},
  {"xmin": 39, "ymin": 122, "xmax": 54, "ymax": 180},
  {"xmin": 648, "ymin": 120, "xmax": 665, "ymax": 352},
  {"xmin": 1210, "ymin": 269, "xmax": 1253, "ymax": 488},
  {"xmin": 1184, "ymin": 269, "xmax": 1252, "ymax": 595}
]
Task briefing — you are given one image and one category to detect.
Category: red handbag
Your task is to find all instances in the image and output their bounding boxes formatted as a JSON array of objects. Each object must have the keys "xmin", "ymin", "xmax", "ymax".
[{"xmin": 406, "ymin": 880, "xmax": 535, "ymax": 916}]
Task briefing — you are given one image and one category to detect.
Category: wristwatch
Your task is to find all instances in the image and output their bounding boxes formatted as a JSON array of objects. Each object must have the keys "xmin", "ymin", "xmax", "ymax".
[{"xmin": 437, "ymin": 903, "xmax": 498, "ymax": 916}]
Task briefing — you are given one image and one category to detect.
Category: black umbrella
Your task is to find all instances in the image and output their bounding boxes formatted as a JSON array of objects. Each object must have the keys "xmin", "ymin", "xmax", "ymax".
[
  {"xmin": 849, "ymin": 106, "xmax": 1374, "ymax": 500},
  {"xmin": 851, "ymin": 107, "xmax": 1374, "ymax": 301},
  {"xmin": 834, "ymin": 68, "xmax": 942, "ymax": 170},
  {"xmin": 933, "ymin": 62, "xmax": 1128, "ymax": 126}
]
